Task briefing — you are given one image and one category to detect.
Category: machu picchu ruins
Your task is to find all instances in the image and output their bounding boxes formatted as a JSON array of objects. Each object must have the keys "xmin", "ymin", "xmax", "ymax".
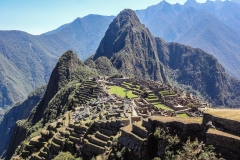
[{"xmin": 9, "ymin": 76, "xmax": 240, "ymax": 160}]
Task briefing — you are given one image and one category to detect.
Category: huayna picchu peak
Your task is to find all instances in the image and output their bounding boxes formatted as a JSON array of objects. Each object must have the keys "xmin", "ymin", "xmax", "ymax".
[
  {"xmin": 93, "ymin": 9, "xmax": 167, "ymax": 82},
  {"xmin": 3, "ymin": 7, "xmax": 240, "ymax": 160}
]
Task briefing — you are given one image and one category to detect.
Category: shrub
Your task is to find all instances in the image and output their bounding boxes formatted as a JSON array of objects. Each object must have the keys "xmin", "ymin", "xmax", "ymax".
[{"xmin": 53, "ymin": 152, "xmax": 75, "ymax": 160}]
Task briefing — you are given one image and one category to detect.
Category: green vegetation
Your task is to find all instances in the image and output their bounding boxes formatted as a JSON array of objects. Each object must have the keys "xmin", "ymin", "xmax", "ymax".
[
  {"xmin": 146, "ymin": 94, "xmax": 158, "ymax": 100},
  {"xmin": 186, "ymin": 103, "xmax": 195, "ymax": 108},
  {"xmin": 0, "ymin": 85, "xmax": 47, "ymax": 157},
  {"xmin": 107, "ymin": 86, "xmax": 138, "ymax": 98},
  {"xmin": 95, "ymin": 56, "xmax": 119, "ymax": 75},
  {"xmin": 160, "ymin": 91, "xmax": 175, "ymax": 96},
  {"xmin": 53, "ymin": 152, "xmax": 76, "ymax": 160},
  {"xmin": 153, "ymin": 103, "xmax": 173, "ymax": 111},
  {"xmin": 177, "ymin": 113, "xmax": 189, "ymax": 118},
  {"xmin": 0, "ymin": 15, "xmax": 113, "ymax": 113},
  {"xmin": 153, "ymin": 127, "xmax": 222, "ymax": 160}
]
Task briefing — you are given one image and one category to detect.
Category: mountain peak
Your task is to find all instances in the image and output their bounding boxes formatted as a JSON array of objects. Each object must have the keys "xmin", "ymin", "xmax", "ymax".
[
  {"xmin": 184, "ymin": 0, "xmax": 198, "ymax": 7},
  {"xmin": 28, "ymin": 50, "xmax": 82, "ymax": 124},
  {"xmin": 115, "ymin": 9, "xmax": 141, "ymax": 27},
  {"xmin": 119, "ymin": 9, "xmax": 136, "ymax": 16},
  {"xmin": 93, "ymin": 9, "xmax": 152, "ymax": 60},
  {"xmin": 93, "ymin": 9, "xmax": 167, "ymax": 81}
]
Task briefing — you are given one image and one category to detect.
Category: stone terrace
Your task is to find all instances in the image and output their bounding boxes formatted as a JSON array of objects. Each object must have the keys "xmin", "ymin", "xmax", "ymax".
[
  {"xmin": 19, "ymin": 78, "xmax": 240, "ymax": 159},
  {"xmin": 202, "ymin": 108, "xmax": 240, "ymax": 153}
]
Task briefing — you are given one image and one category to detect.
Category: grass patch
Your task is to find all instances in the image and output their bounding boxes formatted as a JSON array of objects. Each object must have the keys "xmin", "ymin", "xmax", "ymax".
[
  {"xmin": 160, "ymin": 91, "xmax": 175, "ymax": 96},
  {"xmin": 107, "ymin": 86, "xmax": 138, "ymax": 98},
  {"xmin": 151, "ymin": 116, "xmax": 202, "ymax": 124},
  {"xmin": 177, "ymin": 113, "xmax": 189, "ymax": 118},
  {"xmin": 153, "ymin": 103, "xmax": 173, "ymax": 111}
]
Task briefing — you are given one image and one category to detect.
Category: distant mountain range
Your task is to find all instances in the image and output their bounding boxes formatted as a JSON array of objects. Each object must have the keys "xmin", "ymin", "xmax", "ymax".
[
  {"xmin": 0, "ymin": 15, "xmax": 113, "ymax": 114},
  {"xmin": 1, "ymin": 0, "xmax": 240, "ymax": 115},
  {"xmin": 136, "ymin": 0, "xmax": 240, "ymax": 79}
]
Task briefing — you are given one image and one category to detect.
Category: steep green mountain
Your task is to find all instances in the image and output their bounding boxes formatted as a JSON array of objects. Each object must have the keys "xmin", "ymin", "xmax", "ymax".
[
  {"xmin": 28, "ymin": 50, "xmax": 85, "ymax": 125},
  {"xmin": 0, "ymin": 31, "xmax": 57, "ymax": 115},
  {"xmin": 5, "ymin": 50, "xmax": 97, "ymax": 159},
  {"xmin": 94, "ymin": 9, "xmax": 240, "ymax": 108},
  {"xmin": 136, "ymin": 0, "xmax": 240, "ymax": 79},
  {"xmin": 93, "ymin": 9, "xmax": 167, "ymax": 82},
  {"xmin": 0, "ymin": 85, "xmax": 46, "ymax": 158},
  {"xmin": 0, "ymin": 15, "xmax": 113, "ymax": 113}
]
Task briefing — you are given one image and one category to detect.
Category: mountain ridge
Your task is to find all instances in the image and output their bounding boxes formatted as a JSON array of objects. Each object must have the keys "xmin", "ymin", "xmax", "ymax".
[{"xmin": 136, "ymin": 0, "xmax": 240, "ymax": 79}]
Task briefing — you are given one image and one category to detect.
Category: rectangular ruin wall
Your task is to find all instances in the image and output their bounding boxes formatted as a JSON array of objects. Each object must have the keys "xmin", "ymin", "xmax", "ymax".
[
  {"xmin": 206, "ymin": 131, "xmax": 240, "ymax": 153},
  {"xmin": 203, "ymin": 113, "xmax": 240, "ymax": 135}
]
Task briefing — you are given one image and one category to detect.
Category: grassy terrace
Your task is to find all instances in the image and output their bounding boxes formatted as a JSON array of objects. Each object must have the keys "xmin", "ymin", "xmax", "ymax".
[
  {"xmin": 151, "ymin": 116, "xmax": 202, "ymax": 124},
  {"xmin": 152, "ymin": 103, "xmax": 173, "ymax": 111},
  {"xmin": 146, "ymin": 94, "xmax": 158, "ymax": 100},
  {"xmin": 160, "ymin": 90, "xmax": 175, "ymax": 95},
  {"xmin": 177, "ymin": 113, "xmax": 189, "ymax": 118},
  {"xmin": 121, "ymin": 82, "xmax": 142, "ymax": 94},
  {"xmin": 107, "ymin": 86, "xmax": 138, "ymax": 98},
  {"xmin": 206, "ymin": 109, "xmax": 240, "ymax": 122}
]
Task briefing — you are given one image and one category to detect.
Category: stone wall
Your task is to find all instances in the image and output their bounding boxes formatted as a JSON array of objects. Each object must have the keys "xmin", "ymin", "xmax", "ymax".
[
  {"xmin": 121, "ymin": 119, "xmax": 130, "ymax": 126},
  {"xmin": 203, "ymin": 113, "xmax": 240, "ymax": 135},
  {"xmin": 206, "ymin": 130, "xmax": 240, "ymax": 153},
  {"xmin": 131, "ymin": 116, "xmax": 142, "ymax": 123},
  {"xmin": 121, "ymin": 129, "xmax": 146, "ymax": 144},
  {"xmin": 132, "ymin": 124, "xmax": 148, "ymax": 137},
  {"xmin": 83, "ymin": 139, "xmax": 105, "ymax": 154}
]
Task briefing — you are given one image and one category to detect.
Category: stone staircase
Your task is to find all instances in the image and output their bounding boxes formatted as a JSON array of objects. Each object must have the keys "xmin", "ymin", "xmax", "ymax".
[
  {"xmin": 74, "ymin": 80, "xmax": 101, "ymax": 104},
  {"xmin": 118, "ymin": 119, "xmax": 150, "ymax": 158},
  {"xmin": 82, "ymin": 121, "xmax": 119, "ymax": 155},
  {"xmin": 67, "ymin": 122, "xmax": 88, "ymax": 144},
  {"xmin": 19, "ymin": 114, "xmax": 85, "ymax": 159}
]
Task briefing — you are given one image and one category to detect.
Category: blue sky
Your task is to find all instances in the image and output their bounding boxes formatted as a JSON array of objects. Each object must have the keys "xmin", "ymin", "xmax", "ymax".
[{"xmin": 0, "ymin": 0, "xmax": 205, "ymax": 35}]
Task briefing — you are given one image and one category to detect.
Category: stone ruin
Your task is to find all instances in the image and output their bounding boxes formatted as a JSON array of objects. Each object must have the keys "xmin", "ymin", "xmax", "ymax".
[{"xmin": 15, "ymin": 78, "xmax": 222, "ymax": 160}]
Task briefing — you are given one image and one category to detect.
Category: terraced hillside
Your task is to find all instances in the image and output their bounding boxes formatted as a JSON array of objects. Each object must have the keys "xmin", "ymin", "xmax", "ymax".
[
  {"xmin": 6, "ymin": 50, "xmax": 240, "ymax": 160},
  {"xmin": 8, "ymin": 75, "xmax": 240, "ymax": 159}
]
